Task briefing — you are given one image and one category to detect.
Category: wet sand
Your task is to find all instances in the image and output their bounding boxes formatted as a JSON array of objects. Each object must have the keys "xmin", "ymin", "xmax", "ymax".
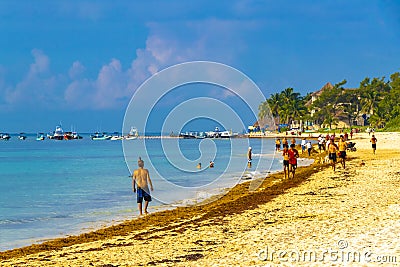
[{"xmin": 1, "ymin": 132, "xmax": 399, "ymax": 266}]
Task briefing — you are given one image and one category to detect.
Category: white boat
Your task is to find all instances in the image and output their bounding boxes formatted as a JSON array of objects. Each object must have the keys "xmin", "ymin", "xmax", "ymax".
[
  {"xmin": 91, "ymin": 132, "xmax": 112, "ymax": 140},
  {"xmin": 36, "ymin": 133, "xmax": 45, "ymax": 141},
  {"xmin": 125, "ymin": 127, "xmax": 138, "ymax": 140},
  {"xmin": 71, "ymin": 132, "xmax": 83, "ymax": 139},
  {"xmin": 0, "ymin": 133, "xmax": 11, "ymax": 140},
  {"xmin": 206, "ymin": 127, "xmax": 238, "ymax": 138},
  {"xmin": 18, "ymin": 133, "xmax": 27, "ymax": 140},
  {"xmin": 63, "ymin": 131, "xmax": 83, "ymax": 140},
  {"xmin": 111, "ymin": 132, "xmax": 123, "ymax": 140},
  {"xmin": 220, "ymin": 130, "xmax": 238, "ymax": 138},
  {"xmin": 48, "ymin": 125, "xmax": 64, "ymax": 140},
  {"xmin": 179, "ymin": 132, "xmax": 206, "ymax": 139}
]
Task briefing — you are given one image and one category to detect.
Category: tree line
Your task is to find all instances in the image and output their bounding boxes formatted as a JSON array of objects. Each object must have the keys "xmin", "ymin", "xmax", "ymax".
[{"xmin": 258, "ymin": 72, "xmax": 400, "ymax": 131}]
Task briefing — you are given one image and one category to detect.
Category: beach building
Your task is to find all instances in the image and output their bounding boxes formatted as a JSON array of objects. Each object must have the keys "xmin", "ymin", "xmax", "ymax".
[{"xmin": 306, "ymin": 82, "xmax": 367, "ymax": 130}]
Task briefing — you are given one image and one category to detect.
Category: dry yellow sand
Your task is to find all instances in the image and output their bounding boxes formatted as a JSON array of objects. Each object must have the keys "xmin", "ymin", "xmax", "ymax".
[{"xmin": 1, "ymin": 132, "xmax": 399, "ymax": 266}]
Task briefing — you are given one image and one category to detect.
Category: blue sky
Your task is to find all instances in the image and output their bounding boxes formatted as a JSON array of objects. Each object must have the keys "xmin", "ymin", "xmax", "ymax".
[{"xmin": 1, "ymin": 0, "xmax": 399, "ymax": 133}]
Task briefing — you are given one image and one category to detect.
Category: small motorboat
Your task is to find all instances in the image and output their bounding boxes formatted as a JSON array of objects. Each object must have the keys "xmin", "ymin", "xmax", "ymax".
[
  {"xmin": 111, "ymin": 132, "xmax": 123, "ymax": 140},
  {"xmin": 0, "ymin": 133, "xmax": 11, "ymax": 140},
  {"xmin": 179, "ymin": 132, "xmax": 205, "ymax": 139},
  {"xmin": 36, "ymin": 133, "xmax": 45, "ymax": 141},
  {"xmin": 125, "ymin": 127, "xmax": 138, "ymax": 140},
  {"xmin": 18, "ymin": 133, "xmax": 27, "ymax": 140},
  {"xmin": 62, "ymin": 131, "xmax": 83, "ymax": 140},
  {"xmin": 206, "ymin": 127, "xmax": 238, "ymax": 138},
  {"xmin": 72, "ymin": 132, "xmax": 83, "ymax": 139},
  {"xmin": 91, "ymin": 132, "xmax": 111, "ymax": 140}
]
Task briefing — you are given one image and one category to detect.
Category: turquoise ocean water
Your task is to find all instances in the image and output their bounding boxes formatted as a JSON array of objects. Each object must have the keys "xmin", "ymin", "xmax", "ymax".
[{"xmin": 0, "ymin": 135, "xmax": 290, "ymax": 251}]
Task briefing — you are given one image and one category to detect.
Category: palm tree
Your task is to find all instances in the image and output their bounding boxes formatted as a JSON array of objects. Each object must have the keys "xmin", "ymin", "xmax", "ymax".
[
  {"xmin": 369, "ymin": 105, "xmax": 388, "ymax": 129},
  {"xmin": 259, "ymin": 92, "xmax": 282, "ymax": 129},
  {"xmin": 267, "ymin": 93, "xmax": 281, "ymax": 117},
  {"xmin": 260, "ymin": 88, "xmax": 307, "ymax": 130},
  {"xmin": 360, "ymin": 89, "xmax": 380, "ymax": 115},
  {"xmin": 359, "ymin": 77, "xmax": 388, "ymax": 115},
  {"xmin": 278, "ymin": 88, "xmax": 303, "ymax": 125}
]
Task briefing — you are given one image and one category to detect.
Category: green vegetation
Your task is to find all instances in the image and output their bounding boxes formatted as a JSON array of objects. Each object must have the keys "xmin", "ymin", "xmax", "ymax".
[
  {"xmin": 258, "ymin": 71, "xmax": 400, "ymax": 132},
  {"xmin": 258, "ymin": 88, "xmax": 307, "ymax": 125}
]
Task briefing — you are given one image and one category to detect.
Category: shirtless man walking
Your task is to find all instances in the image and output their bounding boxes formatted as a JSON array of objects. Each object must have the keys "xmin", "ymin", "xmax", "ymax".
[
  {"xmin": 338, "ymin": 136, "xmax": 347, "ymax": 169},
  {"xmin": 282, "ymin": 146, "xmax": 290, "ymax": 179},
  {"xmin": 328, "ymin": 140, "xmax": 338, "ymax": 171},
  {"xmin": 370, "ymin": 135, "xmax": 377, "ymax": 154},
  {"xmin": 288, "ymin": 144, "xmax": 299, "ymax": 179},
  {"xmin": 132, "ymin": 157, "xmax": 154, "ymax": 215}
]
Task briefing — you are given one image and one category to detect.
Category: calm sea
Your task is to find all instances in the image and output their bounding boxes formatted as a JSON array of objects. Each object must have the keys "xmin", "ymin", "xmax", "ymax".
[{"xmin": 0, "ymin": 135, "xmax": 299, "ymax": 251}]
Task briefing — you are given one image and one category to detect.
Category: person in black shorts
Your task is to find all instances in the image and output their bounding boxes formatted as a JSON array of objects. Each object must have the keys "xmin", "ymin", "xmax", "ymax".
[
  {"xmin": 328, "ymin": 141, "xmax": 338, "ymax": 171},
  {"xmin": 370, "ymin": 135, "xmax": 377, "ymax": 154},
  {"xmin": 282, "ymin": 146, "xmax": 290, "ymax": 179},
  {"xmin": 288, "ymin": 144, "xmax": 299, "ymax": 179}
]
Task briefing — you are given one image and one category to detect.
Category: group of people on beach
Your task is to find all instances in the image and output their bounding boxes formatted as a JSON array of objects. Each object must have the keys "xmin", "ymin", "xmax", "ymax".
[
  {"xmin": 326, "ymin": 135, "xmax": 348, "ymax": 171},
  {"xmin": 328, "ymin": 132, "xmax": 377, "ymax": 171},
  {"xmin": 276, "ymin": 137, "xmax": 315, "ymax": 179},
  {"xmin": 130, "ymin": 130, "xmax": 378, "ymax": 215},
  {"xmin": 278, "ymin": 130, "xmax": 378, "ymax": 176},
  {"xmin": 282, "ymin": 143, "xmax": 299, "ymax": 179},
  {"xmin": 276, "ymin": 137, "xmax": 312, "ymax": 156},
  {"xmin": 275, "ymin": 138, "xmax": 300, "ymax": 178}
]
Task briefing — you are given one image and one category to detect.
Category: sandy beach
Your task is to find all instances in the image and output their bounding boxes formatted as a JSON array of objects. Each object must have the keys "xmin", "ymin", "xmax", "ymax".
[{"xmin": 1, "ymin": 132, "xmax": 399, "ymax": 266}]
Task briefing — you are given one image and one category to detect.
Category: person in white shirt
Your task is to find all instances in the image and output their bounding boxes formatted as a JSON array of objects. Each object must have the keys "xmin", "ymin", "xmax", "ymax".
[
  {"xmin": 318, "ymin": 135, "xmax": 324, "ymax": 153},
  {"xmin": 301, "ymin": 138, "xmax": 306, "ymax": 153},
  {"xmin": 306, "ymin": 141, "xmax": 312, "ymax": 156}
]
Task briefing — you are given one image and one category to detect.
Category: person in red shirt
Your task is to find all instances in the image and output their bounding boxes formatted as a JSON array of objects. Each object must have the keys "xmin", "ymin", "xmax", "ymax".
[{"xmin": 288, "ymin": 144, "xmax": 299, "ymax": 179}]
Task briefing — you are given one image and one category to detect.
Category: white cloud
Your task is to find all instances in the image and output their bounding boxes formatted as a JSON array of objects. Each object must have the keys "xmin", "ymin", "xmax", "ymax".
[
  {"xmin": 5, "ymin": 49, "xmax": 65, "ymax": 108},
  {"xmin": 94, "ymin": 59, "xmax": 128, "ymax": 108},
  {"xmin": 65, "ymin": 59, "xmax": 129, "ymax": 109},
  {"xmin": 3, "ymin": 19, "xmax": 256, "ymax": 111},
  {"xmin": 28, "ymin": 49, "xmax": 50, "ymax": 78},
  {"xmin": 68, "ymin": 61, "xmax": 86, "ymax": 80},
  {"xmin": 64, "ymin": 79, "xmax": 95, "ymax": 109}
]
